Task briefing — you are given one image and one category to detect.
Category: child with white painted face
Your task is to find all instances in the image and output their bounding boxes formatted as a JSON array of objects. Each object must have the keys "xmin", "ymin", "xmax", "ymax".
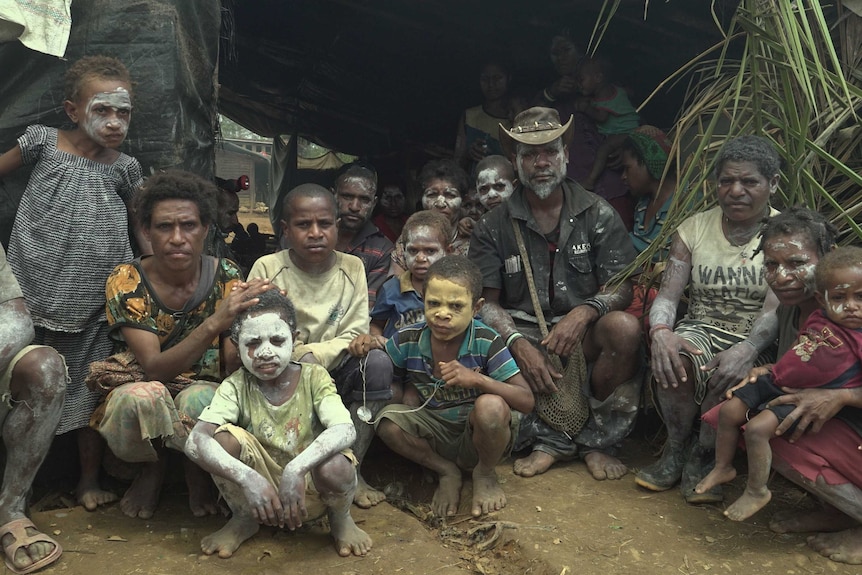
[
  {"xmin": 376, "ymin": 256, "xmax": 534, "ymax": 518},
  {"xmin": 0, "ymin": 55, "xmax": 145, "ymax": 513},
  {"xmin": 474, "ymin": 155, "xmax": 516, "ymax": 211},
  {"xmin": 696, "ymin": 245, "xmax": 862, "ymax": 523},
  {"xmin": 389, "ymin": 160, "xmax": 470, "ymax": 276},
  {"xmin": 350, "ymin": 210, "xmax": 452, "ymax": 355},
  {"xmin": 456, "ymin": 156, "xmax": 517, "ymax": 242},
  {"xmin": 187, "ymin": 290, "xmax": 372, "ymax": 559}
]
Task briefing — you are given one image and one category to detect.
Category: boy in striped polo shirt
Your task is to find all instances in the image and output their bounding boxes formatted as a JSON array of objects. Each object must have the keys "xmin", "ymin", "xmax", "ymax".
[{"xmin": 375, "ymin": 256, "xmax": 534, "ymax": 518}]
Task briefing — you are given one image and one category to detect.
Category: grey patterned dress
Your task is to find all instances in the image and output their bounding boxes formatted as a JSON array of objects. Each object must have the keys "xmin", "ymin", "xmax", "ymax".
[{"xmin": 8, "ymin": 124, "xmax": 143, "ymax": 433}]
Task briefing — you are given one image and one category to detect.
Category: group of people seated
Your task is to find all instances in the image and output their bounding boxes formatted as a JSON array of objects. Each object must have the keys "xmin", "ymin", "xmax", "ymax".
[{"xmin": 1, "ymin": 49, "xmax": 861, "ymax": 575}]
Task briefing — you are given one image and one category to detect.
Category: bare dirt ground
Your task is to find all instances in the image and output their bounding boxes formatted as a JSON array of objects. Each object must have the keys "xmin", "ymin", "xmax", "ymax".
[
  {"xmin": 37, "ymin": 215, "xmax": 847, "ymax": 574},
  {"xmin": 30, "ymin": 434, "xmax": 857, "ymax": 575}
]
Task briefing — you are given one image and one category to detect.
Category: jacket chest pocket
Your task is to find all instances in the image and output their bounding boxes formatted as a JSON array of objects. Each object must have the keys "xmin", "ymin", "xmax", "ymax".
[{"xmin": 565, "ymin": 251, "xmax": 598, "ymax": 299}]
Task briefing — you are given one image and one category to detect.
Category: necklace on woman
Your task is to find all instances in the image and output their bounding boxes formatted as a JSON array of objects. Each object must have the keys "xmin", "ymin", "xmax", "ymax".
[{"xmin": 723, "ymin": 215, "xmax": 764, "ymax": 265}]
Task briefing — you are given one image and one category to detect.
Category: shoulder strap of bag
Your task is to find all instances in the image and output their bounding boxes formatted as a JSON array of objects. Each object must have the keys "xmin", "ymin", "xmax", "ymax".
[{"xmin": 511, "ymin": 218, "xmax": 550, "ymax": 339}]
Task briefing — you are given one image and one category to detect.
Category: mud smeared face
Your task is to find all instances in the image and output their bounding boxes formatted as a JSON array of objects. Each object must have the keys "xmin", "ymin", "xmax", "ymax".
[
  {"xmin": 819, "ymin": 266, "xmax": 862, "ymax": 330},
  {"xmin": 516, "ymin": 140, "xmax": 566, "ymax": 200},
  {"xmin": 238, "ymin": 311, "xmax": 294, "ymax": 381},
  {"xmin": 421, "ymin": 178, "xmax": 462, "ymax": 223},
  {"xmin": 476, "ymin": 167, "xmax": 514, "ymax": 210},
  {"xmin": 763, "ymin": 233, "xmax": 819, "ymax": 307},
  {"xmin": 404, "ymin": 225, "xmax": 447, "ymax": 281},
  {"xmin": 424, "ymin": 277, "xmax": 476, "ymax": 342},
  {"xmin": 78, "ymin": 82, "xmax": 132, "ymax": 148}
]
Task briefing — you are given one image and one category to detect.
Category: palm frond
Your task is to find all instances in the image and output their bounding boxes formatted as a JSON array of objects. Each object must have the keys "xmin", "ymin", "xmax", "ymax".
[{"xmin": 595, "ymin": 0, "xmax": 862, "ymax": 284}]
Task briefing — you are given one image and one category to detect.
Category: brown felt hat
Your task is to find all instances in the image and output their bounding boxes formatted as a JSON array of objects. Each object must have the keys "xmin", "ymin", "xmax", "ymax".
[{"xmin": 499, "ymin": 107, "xmax": 574, "ymax": 159}]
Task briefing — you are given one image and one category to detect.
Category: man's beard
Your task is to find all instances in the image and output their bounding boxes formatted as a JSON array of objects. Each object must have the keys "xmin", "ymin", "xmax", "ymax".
[{"xmin": 527, "ymin": 171, "xmax": 564, "ymax": 199}]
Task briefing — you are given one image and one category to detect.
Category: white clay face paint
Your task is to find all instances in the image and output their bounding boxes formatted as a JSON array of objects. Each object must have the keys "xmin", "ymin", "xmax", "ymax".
[
  {"xmin": 476, "ymin": 167, "xmax": 514, "ymax": 209},
  {"xmin": 422, "ymin": 190, "xmax": 461, "ymax": 213},
  {"xmin": 515, "ymin": 142, "xmax": 566, "ymax": 200},
  {"xmin": 82, "ymin": 88, "xmax": 132, "ymax": 146},
  {"xmin": 404, "ymin": 225, "xmax": 447, "ymax": 276},
  {"xmin": 238, "ymin": 311, "xmax": 294, "ymax": 381}
]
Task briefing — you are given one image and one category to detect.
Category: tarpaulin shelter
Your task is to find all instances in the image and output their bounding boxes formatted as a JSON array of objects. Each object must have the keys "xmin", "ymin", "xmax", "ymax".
[{"xmin": 0, "ymin": 0, "xmax": 734, "ymax": 244}]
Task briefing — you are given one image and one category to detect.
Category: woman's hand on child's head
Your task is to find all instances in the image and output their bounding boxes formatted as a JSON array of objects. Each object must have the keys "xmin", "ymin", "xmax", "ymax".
[{"xmin": 439, "ymin": 361, "xmax": 482, "ymax": 389}]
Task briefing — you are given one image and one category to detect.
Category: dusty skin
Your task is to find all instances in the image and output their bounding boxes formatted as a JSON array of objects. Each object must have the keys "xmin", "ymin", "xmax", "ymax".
[{"xmin": 27, "ymin": 436, "xmax": 862, "ymax": 575}]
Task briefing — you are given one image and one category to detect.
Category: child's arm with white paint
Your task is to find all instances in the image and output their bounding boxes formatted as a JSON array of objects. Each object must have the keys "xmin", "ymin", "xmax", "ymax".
[{"xmin": 185, "ymin": 420, "xmax": 286, "ymax": 527}]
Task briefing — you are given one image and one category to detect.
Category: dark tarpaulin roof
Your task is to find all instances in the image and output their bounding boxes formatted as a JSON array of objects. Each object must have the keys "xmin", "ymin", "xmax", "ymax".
[{"xmin": 217, "ymin": 1, "xmax": 735, "ymax": 156}]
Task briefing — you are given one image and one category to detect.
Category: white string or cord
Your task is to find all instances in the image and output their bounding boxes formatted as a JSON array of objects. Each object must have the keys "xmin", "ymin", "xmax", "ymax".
[{"xmin": 356, "ymin": 351, "xmax": 441, "ymax": 425}]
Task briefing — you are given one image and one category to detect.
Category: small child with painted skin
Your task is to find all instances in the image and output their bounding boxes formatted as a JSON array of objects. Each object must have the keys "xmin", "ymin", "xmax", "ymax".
[
  {"xmin": 186, "ymin": 289, "xmax": 372, "ymax": 559},
  {"xmin": 389, "ymin": 160, "xmax": 469, "ymax": 276},
  {"xmin": 376, "ymin": 256, "xmax": 534, "ymax": 518},
  {"xmin": 349, "ymin": 211, "xmax": 452, "ymax": 407},
  {"xmin": 696, "ymin": 246, "xmax": 862, "ymax": 522},
  {"xmin": 573, "ymin": 57, "xmax": 639, "ymax": 191},
  {"xmin": 455, "ymin": 187, "xmax": 485, "ymax": 244},
  {"xmin": 0, "ymin": 55, "xmax": 145, "ymax": 511},
  {"xmin": 457, "ymin": 156, "xmax": 516, "ymax": 239},
  {"xmin": 474, "ymin": 155, "xmax": 516, "ymax": 212}
]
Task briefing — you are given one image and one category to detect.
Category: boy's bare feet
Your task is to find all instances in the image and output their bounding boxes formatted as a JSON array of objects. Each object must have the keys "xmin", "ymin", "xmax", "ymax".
[
  {"xmin": 695, "ymin": 465, "xmax": 736, "ymax": 495},
  {"xmin": 724, "ymin": 487, "xmax": 771, "ymax": 521},
  {"xmin": 77, "ymin": 481, "xmax": 118, "ymax": 511},
  {"xmin": 353, "ymin": 474, "xmax": 386, "ymax": 509},
  {"xmin": 770, "ymin": 507, "xmax": 858, "ymax": 534},
  {"xmin": 329, "ymin": 510, "xmax": 373, "ymax": 557},
  {"xmin": 513, "ymin": 451, "xmax": 555, "ymax": 478},
  {"xmin": 120, "ymin": 459, "xmax": 165, "ymax": 519},
  {"xmin": 432, "ymin": 466, "xmax": 463, "ymax": 517},
  {"xmin": 471, "ymin": 467, "xmax": 505, "ymax": 517},
  {"xmin": 584, "ymin": 452, "xmax": 627, "ymax": 480},
  {"xmin": 807, "ymin": 527, "xmax": 862, "ymax": 564},
  {"xmin": 201, "ymin": 514, "xmax": 259, "ymax": 558}
]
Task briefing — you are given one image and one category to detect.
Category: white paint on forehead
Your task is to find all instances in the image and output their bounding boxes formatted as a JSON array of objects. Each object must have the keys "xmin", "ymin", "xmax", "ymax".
[
  {"xmin": 405, "ymin": 224, "xmax": 443, "ymax": 245},
  {"xmin": 476, "ymin": 167, "xmax": 514, "ymax": 207},
  {"xmin": 81, "ymin": 88, "xmax": 131, "ymax": 146},
  {"xmin": 404, "ymin": 225, "xmax": 447, "ymax": 271},
  {"xmin": 86, "ymin": 88, "xmax": 132, "ymax": 113},
  {"xmin": 340, "ymin": 176, "xmax": 375, "ymax": 194},
  {"xmin": 238, "ymin": 311, "xmax": 294, "ymax": 381}
]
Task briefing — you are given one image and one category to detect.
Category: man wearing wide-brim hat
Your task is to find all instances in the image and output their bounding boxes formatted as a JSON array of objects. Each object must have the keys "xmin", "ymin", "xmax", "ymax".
[{"xmin": 468, "ymin": 107, "xmax": 643, "ymax": 481}]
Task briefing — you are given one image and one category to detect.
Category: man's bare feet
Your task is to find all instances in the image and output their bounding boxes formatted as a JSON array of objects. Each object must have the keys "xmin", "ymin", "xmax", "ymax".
[
  {"xmin": 471, "ymin": 467, "xmax": 505, "ymax": 517},
  {"xmin": 770, "ymin": 507, "xmax": 858, "ymax": 534},
  {"xmin": 184, "ymin": 460, "xmax": 219, "ymax": 517},
  {"xmin": 584, "ymin": 451, "xmax": 627, "ymax": 480},
  {"xmin": 695, "ymin": 465, "xmax": 736, "ymax": 495},
  {"xmin": 432, "ymin": 469, "xmax": 463, "ymax": 517},
  {"xmin": 724, "ymin": 487, "xmax": 772, "ymax": 521},
  {"xmin": 807, "ymin": 527, "xmax": 862, "ymax": 564},
  {"xmin": 120, "ymin": 460, "xmax": 165, "ymax": 519},
  {"xmin": 0, "ymin": 518, "xmax": 62, "ymax": 573},
  {"xmin": 513, "ymin": 451, "xmax": 556, "ymax": 478},
  {"xmin": 76, "ymin": 481, "xmax": 119, "ymax": 512},
  {"xmin": 353, "ymin": 474, "xmax": 386, "ymax": 509},
  {"xmin": 329, "ymin": 510, "xmax": 373, "ymax": 557},
  {"xmin": 201, "ymin": 514, "xmax": 260, "ymax": 559}
]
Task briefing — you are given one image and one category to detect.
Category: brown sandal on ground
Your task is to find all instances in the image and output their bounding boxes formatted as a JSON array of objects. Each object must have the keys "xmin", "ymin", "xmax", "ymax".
[{"xmin": 1, "ymin": 518, "xmax": 63, "ymax": 574}]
